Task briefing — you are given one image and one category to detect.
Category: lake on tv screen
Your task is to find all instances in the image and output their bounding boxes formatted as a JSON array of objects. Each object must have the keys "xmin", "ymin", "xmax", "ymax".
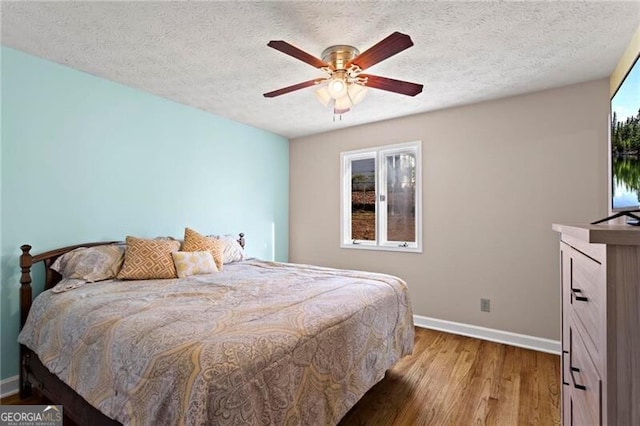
[{"xmin": 612, "ymin": 156, "xmax": 640, "ymax": 210}]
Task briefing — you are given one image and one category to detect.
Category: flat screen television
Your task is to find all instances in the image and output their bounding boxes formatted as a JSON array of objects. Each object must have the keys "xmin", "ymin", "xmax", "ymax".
[{"xmin": 611, "ymin": 53, "xmax": 640, "ymax": 212}]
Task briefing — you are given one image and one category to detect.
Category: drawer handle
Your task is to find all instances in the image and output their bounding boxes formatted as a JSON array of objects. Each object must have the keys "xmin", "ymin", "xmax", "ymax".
[
  {"xmin": 571, "ymin": 288, "xmax": 588, "ymax": 302},
  {"xmin": 570, "ymin": 366, "xmax": 587, "ymax": 391},
  {"xmin": 562, "ymin": 351, "xmax": 569, "ymax": 385}
]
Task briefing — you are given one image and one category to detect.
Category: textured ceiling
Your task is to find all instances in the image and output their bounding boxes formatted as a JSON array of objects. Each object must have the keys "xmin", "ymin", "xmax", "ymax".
[{"xmin": 2, "ymin": 1, "xmax": 639, "ymax": 139}]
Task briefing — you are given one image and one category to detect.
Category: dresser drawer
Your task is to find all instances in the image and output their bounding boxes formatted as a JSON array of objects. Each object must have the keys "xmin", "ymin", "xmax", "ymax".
[
  {"xmin": 570, "ymin": 248, "xmax": 604, "ymax": 358},
  {"xmin": 570, "ymin": 326, "xmax": 601, "ymax": 425}
]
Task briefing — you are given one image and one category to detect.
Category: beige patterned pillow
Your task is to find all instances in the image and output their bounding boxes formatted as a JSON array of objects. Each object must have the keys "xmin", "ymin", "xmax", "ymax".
[
  {"xmin": 51, "ymin": 244, "xmax": 125, "ymax": 283},
  {"xmin": 117, "ymin": 236, "xmax": 181, "ymax": 280},
  {"xmin": 172, "ymin": 251, "xmax": 218, "ymax": 278},
  {"xmin": 182, "ymin": 228, "xmax": 224, "ymax": 271}
]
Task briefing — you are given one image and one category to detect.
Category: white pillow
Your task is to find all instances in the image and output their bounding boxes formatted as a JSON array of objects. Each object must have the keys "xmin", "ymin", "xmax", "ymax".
[{"xmin": 217, "ymin": 235, "xmax": 246, "ymax": 264}]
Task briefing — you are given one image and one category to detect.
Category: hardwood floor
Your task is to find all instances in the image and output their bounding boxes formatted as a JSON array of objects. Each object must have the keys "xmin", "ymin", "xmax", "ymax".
[
  {"xmin": 2, "ymin": 328, "xmax": 560, "ymax": 426},
  {"xmin": 339, "ymin": 328, "xmax": 560, "ymax": 425}
]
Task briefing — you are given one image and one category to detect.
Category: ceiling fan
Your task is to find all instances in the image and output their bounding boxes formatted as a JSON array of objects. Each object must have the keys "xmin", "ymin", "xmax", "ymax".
[{"xmin": 263, "ymin": 32, "xmax": 423, "ymax": 116}]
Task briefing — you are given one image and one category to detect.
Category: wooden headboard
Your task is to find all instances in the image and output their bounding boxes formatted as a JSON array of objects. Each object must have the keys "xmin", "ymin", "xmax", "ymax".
[{"xmin": 19, "ymin": 233, "xmax": 245, "ymax": 328}]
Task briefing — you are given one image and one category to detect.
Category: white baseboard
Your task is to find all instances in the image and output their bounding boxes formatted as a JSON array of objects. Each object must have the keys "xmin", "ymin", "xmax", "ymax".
[
  {"xmin": 0, "ymin": 375, "xmax": 19, "ymax": 398},
  {"xmin": 413, "ymin": 314, "xmax": 561, "ymax": 355}
]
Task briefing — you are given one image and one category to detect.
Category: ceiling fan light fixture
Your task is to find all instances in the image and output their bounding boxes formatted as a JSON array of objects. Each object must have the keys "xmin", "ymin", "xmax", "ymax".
[
  {"xmin": 334, "ymin": 94, "xmax": 353, "ymax": 111},
  {"xmin": 327, "ymin": 77, "xmax": 347, "ymax": 99},
  {"xmin": 348, "ymin": 83, "xmax": 368, "ymax": 105},
  {"xmin": 314, "ymin": 86, "xmax": 332, "ymax": 107},
  {"xmin": 327, "ymin": 70, "xmax": 349, "ymax": 99}
]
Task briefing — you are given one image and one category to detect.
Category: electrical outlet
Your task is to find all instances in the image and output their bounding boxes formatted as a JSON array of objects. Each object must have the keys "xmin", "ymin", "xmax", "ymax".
[{"xmin": 481, "ymin": 298, "xmax": 490, "ymax": 312}]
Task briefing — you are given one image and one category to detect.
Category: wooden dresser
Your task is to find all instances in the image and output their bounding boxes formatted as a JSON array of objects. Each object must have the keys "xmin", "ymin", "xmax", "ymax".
[{"xmin": 553, "ymin": 224, "xmax": 640, "ymax": 425}]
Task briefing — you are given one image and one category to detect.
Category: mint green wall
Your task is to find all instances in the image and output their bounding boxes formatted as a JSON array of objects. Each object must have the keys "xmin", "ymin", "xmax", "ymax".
[{"xmin": 0, "ymin": 47, "xmax": 289, "ymax": 381}]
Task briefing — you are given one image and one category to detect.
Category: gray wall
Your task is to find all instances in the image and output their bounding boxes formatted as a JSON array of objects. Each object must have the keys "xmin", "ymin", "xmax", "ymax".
[{"xmin": 289, "ymin": 79, "xmax": 609, "ymax": 341}]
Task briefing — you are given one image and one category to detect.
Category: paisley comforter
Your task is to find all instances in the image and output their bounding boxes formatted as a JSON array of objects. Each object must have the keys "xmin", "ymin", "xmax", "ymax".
[{"xmin": 19, "ymin": 260, "xmax": 414, "ymax": 425}]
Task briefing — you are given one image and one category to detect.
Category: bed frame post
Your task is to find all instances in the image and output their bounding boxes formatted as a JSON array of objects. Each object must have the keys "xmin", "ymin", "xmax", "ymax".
[
  {"xmin": 19, "ymin": 244, "xmax": 34, "ymax": 398},
  {"xmin": 19, "ymin": 245, "xmax": 34, "ymax": 328},
  {"xmin": 238, "ymin": 233, "xmax": 245, "ymax": 249}
]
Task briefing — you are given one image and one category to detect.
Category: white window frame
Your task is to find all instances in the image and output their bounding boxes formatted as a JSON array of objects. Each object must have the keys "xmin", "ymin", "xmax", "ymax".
[{"xmin": 340, "ymin": 140, "xmax": 422, "ymax": 253}]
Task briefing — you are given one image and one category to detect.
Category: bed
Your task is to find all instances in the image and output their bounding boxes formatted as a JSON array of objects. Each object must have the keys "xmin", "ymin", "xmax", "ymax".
[{"xmin": 17, "ymin": 233, "xmax": 414, "ymax": 425}]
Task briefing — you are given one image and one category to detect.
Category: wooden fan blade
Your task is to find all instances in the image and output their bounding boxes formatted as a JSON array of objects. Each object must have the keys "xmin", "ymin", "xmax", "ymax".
[
  {"xmin": 360, "ymin": 74, "xmax": 423, "ymax": 96},
  {"xmin": 346, "ymin": 32, "xmax": 414, "ymax": 71},
  {"xmin": 267, "ymin": 40, "xmax": 332, "ymax": 69},
  {"xmin": 263, "ymin": 79, "xmax": 323, "ymax": 98}
]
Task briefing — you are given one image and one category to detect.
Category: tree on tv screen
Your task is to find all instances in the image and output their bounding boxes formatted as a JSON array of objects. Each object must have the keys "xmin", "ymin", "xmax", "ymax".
[{"xmin": 612, "ymin": 109, "xmax": 640, "ymax": 155}]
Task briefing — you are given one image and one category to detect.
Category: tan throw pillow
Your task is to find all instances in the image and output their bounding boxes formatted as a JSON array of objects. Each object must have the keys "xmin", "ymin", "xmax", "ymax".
[
  {"xmin": 172, "ymin": 251, "xmax": 218, "ymax": 278},
  {"xmin": 182, "ymin": 227, "xmax": 224, "ymax": 271},
  {"xmin": 117, "ymin": 236, "xmax": 181, "ymax": 280}
]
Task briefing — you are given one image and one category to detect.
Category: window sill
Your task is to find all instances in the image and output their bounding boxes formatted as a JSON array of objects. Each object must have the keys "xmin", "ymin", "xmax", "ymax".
[{"xmin": 340, "ymin": 244, "xmax": 422, "ymax": 253}]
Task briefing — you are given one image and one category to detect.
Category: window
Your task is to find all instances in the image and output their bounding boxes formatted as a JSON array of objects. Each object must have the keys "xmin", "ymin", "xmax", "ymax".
[{"xmin": 341, "ymin": 141, "xmax": 421, "ymax": 252}]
